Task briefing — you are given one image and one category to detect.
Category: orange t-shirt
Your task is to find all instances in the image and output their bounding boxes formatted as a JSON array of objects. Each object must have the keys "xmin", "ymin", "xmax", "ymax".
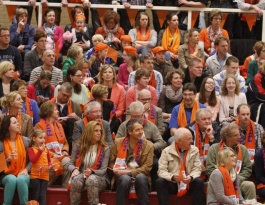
[
  {"xmin": 199, "ymin": 28, "xmax": 229, "ymax": 53},
  {"xmin": 28, "ymin": 147, "xmax": 50, "ymax": 181}
]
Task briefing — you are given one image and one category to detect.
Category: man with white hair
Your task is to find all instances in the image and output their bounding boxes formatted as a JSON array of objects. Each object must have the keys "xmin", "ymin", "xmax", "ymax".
[
  {"xmin": 126, "ymin": 89, "xmax": 165, "ymax": 135},
  {"xmin": 71, "ymin": 101, "xmax": 112, "ymax": 147},
  {"xmin": 156, "ymin": 128, "xmax": 204, "ymax": 205}
]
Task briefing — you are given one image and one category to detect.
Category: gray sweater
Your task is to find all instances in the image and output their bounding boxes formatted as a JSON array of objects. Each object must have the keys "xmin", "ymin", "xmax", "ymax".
[{"xmin": 207, "ymin": 168, "xmax": 244, "ymax": 205}]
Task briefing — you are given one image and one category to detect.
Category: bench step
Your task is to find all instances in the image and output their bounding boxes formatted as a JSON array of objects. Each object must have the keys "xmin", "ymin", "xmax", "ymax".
[{"xmin": 0, "ymin": 187, "xmax": 192, "ymax": 205}]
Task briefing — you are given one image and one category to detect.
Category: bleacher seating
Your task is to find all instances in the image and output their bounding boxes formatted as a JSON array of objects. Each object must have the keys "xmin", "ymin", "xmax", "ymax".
[{"xmin": 0, "ymin": 187, "xmax": 193, "ymax": 205}]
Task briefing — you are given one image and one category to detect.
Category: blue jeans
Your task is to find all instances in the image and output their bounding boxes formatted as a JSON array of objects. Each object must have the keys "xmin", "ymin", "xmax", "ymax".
[
  {"xmin": 115, "ymin": 173, "xmax": 149, "ymax": 205},
  {"xmin": 2, "ymin": 174, "xmax": 30, "ymax": 205}
]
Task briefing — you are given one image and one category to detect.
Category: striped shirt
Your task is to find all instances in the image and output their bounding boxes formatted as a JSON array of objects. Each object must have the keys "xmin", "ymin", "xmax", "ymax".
[
  {"xmin": 213, "ymin": 70, "xmax": 245, "ymax": 96},
  {"xmin": 29, "ymin": 66, "xmax": 63, "ymax": 86}
]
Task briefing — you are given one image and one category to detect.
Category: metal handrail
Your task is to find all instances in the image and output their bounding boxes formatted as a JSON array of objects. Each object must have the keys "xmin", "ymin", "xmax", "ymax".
[{"xmin": 1, "ymin": 1, "xmax": 264, "ymax": 40}]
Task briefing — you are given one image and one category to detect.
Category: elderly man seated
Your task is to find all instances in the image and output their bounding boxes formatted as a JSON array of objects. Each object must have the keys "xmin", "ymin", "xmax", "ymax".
[{"xmin": 156, "ymin": 128, "xmax": 205, "ymax": 205}]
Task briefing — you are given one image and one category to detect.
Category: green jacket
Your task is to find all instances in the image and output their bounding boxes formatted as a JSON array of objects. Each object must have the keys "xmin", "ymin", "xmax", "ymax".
[
  {"xmin": 62, "ymin": 57, "xmax": 75, "ymax": 77},
  {"xmin": 205, "ymin": 143, "xmax": 252, "ymax": 184}
]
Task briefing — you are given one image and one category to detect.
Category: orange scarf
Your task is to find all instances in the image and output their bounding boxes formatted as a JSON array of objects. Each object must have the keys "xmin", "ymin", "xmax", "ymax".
[
  {"xmin": 177, "ymin": 100, "xmax": 199, "ymax": 128},
  {"xmin": 38, "ymin": 119, "xmax": 66, "ymax": 155},
  {"xmin": 25, "ymin": 97, "xmax": 33, "ymax": 118},
  {"xmin": 148, "ymin": 105, "xmax": 156, "ymax": 125},
  {"xmin": 75, "ymin": 143, "xmax": 104, "ymax": 170},
  {"xmin": 235, "ymin": 119, "xmax": 255, "ymax": 160},
  {"xmin": 219, "ymin": 141, "xmax": 242, "ymax": 174},
  {"xmin": 50, "ymin": 98, "xmax": 73, "ymax": 115},
  {"xmin": 3, "ymin": 134, "xmax": 26, "ymax": 176},
  {"xmin": 195, "ymin": 123, "xmax": 210, "ymax": 165},
  {"xmin": 161, "ymin": 27, "xmax": 180, "ymax": 55},
  {"xmin": 218, "ymin": 166, "xmax": 239, "ymax": 204},
  {"xmin": 148, "ymin": 70, "xmax": 156, "ymax": 89},
  {"xmin": 175, "ymin": 143, "xmax": 189, "ymax": 197},
  {"xmin": 113, "ymin": 137, "xmax": 143, "ymax": 170},
  {"xmin": 136, "ymin": 28, "xmax": 151, "ymax": 41}
]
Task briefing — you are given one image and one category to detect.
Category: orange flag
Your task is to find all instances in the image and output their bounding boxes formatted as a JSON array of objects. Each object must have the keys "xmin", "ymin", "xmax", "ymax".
[
  {"xmin": 191, "ymin": 11, "xmax": 199, "ymax": 28},
  {"xmin": 127, "ymin": 9, "xmax": 139, "ymax": 26},
  {"xmin": 0, "ymin": 152, "xmax": 7, "ymax": 172},
  {"xmin": 242, "ymin": 14, "xmax": 256, "ymax": 31},
  {"xmin": 156, "ymin": 10, "xmax": 168, "ymax": 28},
  {"xmin": 6, "ymin": 5, "xmax": 17, "ymax": 23},
  {"xmin": 220, "ymin": 13, "xmax": 228, "ymax": 28},
  {"xmin": 97, "ymin": 8, "xmax": 110, "ymax": 25},
  {"xmin": 106, "ymin": 46, "xmax": 119, "ymax": 63}
]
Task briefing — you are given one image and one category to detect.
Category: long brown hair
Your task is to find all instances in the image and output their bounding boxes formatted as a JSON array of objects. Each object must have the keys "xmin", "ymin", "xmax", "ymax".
[
  {"xmin": 79, "ymin": 121, "xmax": 107, "ymax": 157},
  {"xmin": 198, "ymin": 77, "xmax": 218, "ymax": 106}
]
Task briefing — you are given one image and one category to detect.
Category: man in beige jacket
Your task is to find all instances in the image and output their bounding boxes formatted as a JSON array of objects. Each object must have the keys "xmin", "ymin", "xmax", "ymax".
[{"xmin": 156, "ymin": 128, "xmax": 204, "ymax": 205}]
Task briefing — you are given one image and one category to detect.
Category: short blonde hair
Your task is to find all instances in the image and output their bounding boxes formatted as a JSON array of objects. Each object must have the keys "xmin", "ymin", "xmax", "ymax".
[
  {"xmin": 67, "ymin": 45, "xmax": 83, "ymax": 59},
  {"xmin": 0, "ymin": 91, "xmax": 19, "ymax": 110},
  {"xmin": 15, "ymin": 8, "xmax": 28, "ymax": 23},
  {"xmin": 92, "ymin": 34, "xmax": 104, "ymax": 42},
  {"xmin": 91, "ymin": 84, "xmax": 108, "ymax": 99},
  {"xmin": 0, "ymin": 61, "xmax": 14, "ymax": 79},
  {"xmin": 217, "ymin": 147, "xmax": 235, "ymax": 166}
]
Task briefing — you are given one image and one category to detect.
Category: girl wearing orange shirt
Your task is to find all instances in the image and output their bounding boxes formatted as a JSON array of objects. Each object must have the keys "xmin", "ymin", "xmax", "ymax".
[{"xmin": 28, "ymin": 130, "xmax": 51, "ymax": 205}]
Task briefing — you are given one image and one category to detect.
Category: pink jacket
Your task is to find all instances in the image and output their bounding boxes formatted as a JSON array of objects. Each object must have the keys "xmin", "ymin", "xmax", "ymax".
[
  {"xmin": 126, "ymin": 86, "xmax": 157, "ymax": 110},
  {"xmin": 110, "ymin": 83, "xmax": 125, "ymax": 120},
  {"xmin": 39, "ymin": 26, "xmax": 64, "ymax": 52},
  {"xmin": 118, "ymin": 63, "xmax": 130, "ymax": 87}
]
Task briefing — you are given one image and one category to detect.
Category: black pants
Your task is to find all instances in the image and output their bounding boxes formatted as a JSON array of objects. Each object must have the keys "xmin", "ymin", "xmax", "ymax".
[
  {"xmin": 30, "ymin": 178, "xmax": 48, "ymax": 205},
  {"xmin": 156, "ymin": 177, "xmax": 205, "ymax": 205}
]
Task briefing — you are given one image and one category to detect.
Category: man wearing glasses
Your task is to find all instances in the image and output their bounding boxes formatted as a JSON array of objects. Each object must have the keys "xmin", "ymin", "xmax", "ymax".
[
  {"xmin": 0, "ymin": 27, "xmax": 22, "ymax": 76},
  {"xmin": 126, "ymin": 89, "xmax": 165, "ymax": 135},
  {"xmin": 71, "ymin": 101, "xmax": 113, "ymax": 148}
]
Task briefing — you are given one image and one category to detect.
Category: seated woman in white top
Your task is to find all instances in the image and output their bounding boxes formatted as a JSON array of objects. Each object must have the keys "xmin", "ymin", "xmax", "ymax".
[{"xmin": 54, "ymin": 66, "xmax": 88, "ymax": 106}]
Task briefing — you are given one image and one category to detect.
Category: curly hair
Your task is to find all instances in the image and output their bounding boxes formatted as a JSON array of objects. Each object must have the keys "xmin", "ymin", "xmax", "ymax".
[
  {"xmin": 91, "ymin": 84, "xmax": 108, "ymax": 99},
  {"xmin": 103, "ymin": 10, "xmax": 120, "ymax": 25},
  {"xmin": 79, "ymin": 120, "xmax": 107, "ymax": 157},
  {"xmin": 164, "ymin": 69, "xmax": 185, "ymax": 85},
  {"xmin": 221, "ymin": 75, "xmax": 240, "ymax": 96}
]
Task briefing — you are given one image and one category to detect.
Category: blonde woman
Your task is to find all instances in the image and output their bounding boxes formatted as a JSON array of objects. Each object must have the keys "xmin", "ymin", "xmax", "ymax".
[
  {"xmin": 0, "ymin": 61, "xmax": 16, "ymax": 98},
  {"xmin": 178, "ymin": 28, "xmax": 205, "ymax": 70},
  {"xmin": 69, "ymin": 121, "xmax": 110, "ymax": 205},
  {"xmin": 0, "ymin": 91, "xmax": 33, "ymax": 137}
]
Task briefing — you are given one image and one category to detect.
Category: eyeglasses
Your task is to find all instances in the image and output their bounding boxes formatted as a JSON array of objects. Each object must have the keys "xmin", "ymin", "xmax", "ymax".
[
  {"xmin": 74, "ymin": 74, "xmax": 83, "ymax": 78},
  {"xmin": 213, "ymin": 18, "xmax": 221, "ymax": 21},
  {"xmin": 0, "ymin": 34, "xmax": 10, "ymax": 38},
  {"xmin": 139, "ymin": 98, "xmax": 152, "ymax": 102},
  {"xmin": 38, "ymin": 40, "xmax": 47, "ymax": 43},
  {"xmin": 205, "ymin": 81, "xmax": 215, "ymax": 85},
  {"xmin": 90, "ymin": 110, "xmax": 102, "ymax": 114}
]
